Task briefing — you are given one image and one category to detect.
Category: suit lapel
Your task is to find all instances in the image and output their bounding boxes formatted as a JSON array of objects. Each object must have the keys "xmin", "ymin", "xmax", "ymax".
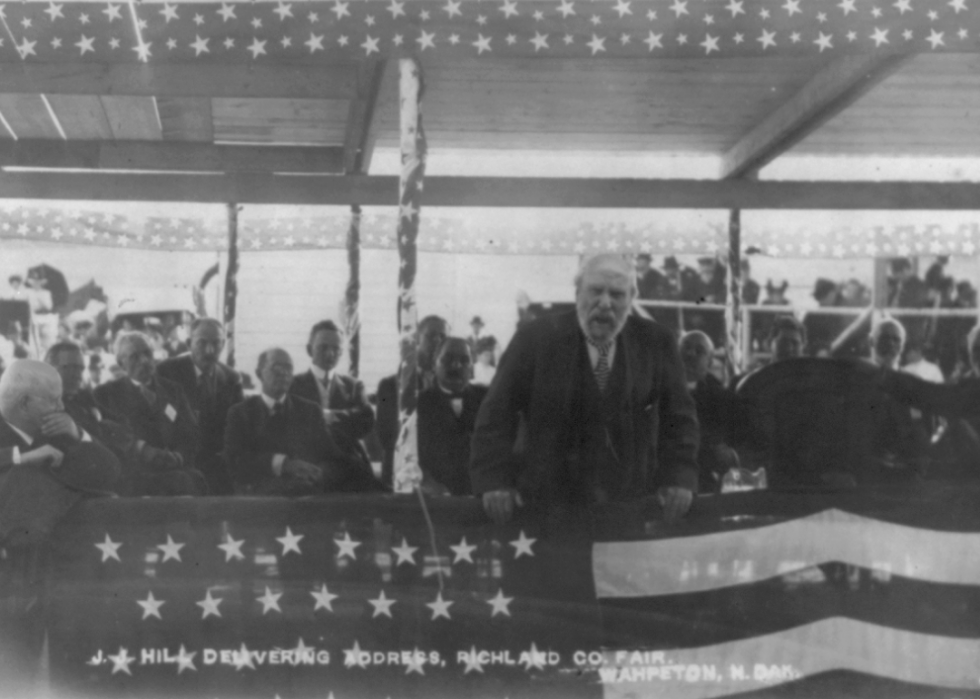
[{"xmin": 553, "ymin": 315, "xmax": 583, "ymax": 427}]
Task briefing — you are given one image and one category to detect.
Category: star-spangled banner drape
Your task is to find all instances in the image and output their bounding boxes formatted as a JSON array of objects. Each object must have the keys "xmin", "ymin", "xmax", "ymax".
[
  {"xmin": 2, "ymin": 204, "xmax": 980, "ymax": 257},
  {"xmin": 33, "ymin": 486, "xmax": 980, "ymax": 698},
  {"xmin": 0, "ymin": 0, "xmax": 975, "ymax": 62}
]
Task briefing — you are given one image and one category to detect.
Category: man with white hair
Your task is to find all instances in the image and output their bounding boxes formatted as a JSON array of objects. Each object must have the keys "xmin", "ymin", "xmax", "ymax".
[
  {"xmin": 470, "ymin": 253, "xmax": 700, "ymax": 525},
  {"xmin": 0, "ymin": 359, "xmax": 72, "ymax": 470},
  {"xmin": 94, "ymin": 331, "xmax": 203, "ymax": 495}
]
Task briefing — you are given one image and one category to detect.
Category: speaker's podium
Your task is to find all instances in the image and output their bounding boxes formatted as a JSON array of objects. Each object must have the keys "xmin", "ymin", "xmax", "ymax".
[{"xmin": 737, "ymin": 358, "xmax": 921, "ymax": 490}]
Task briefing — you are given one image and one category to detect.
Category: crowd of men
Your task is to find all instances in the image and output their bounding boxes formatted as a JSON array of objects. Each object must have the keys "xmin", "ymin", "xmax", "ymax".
[{"xmin": 1, "ymin": 253, "xmax": 979, "ymax": 530}]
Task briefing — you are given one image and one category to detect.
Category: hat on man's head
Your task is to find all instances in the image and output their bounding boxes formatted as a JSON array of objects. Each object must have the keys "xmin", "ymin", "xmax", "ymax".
[
  {"xmin": 812, "ymin": 278, "xmax": 837, "ymax": 300},
  {"xmin": 663, "ymin": 256, "xmax": 680, "ymax": 271},
  {"xmin": 470, "ymin": 316, "xmax": 484, "ymax": 328}
]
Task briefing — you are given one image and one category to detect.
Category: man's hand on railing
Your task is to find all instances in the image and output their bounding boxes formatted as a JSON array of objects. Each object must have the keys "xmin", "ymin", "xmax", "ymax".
[
  {"xmin": 482, "ymin": 488, "xmax": 524, "ymax": 525},
  {"xmin": 283, "ymin": 458, "xmax": 323, "ymax": 486},
  {"xmin": 657, "ymin": 486, "xmax": 694, "ymax": 523}
]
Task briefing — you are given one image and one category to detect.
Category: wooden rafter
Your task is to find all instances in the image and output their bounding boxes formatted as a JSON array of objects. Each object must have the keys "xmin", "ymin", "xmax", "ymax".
[
  {"xmin": 0, "ymin": 63, "xmax": 357, "ymax": 99},
  {"xmin": 721, "ymin": 54, "xmax": 911, "ymax": 180},
  {"xmin": 0, "ymin": 141, "xmax": 345, "ymax": 174},
  {"xmin": 0, "ymin": 173, "xmax": 976, "ymax": 210},
  {"xmin": 343, "ymin": 58, "xmax": 388, "ymax": 175}
]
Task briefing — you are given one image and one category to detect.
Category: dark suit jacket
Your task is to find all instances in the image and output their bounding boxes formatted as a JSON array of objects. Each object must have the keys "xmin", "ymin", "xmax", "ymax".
[
  {"xmin": 470, "ymin": 312, "xmax": 700, "ymax": 505},
  {"xmin": 64, "ymin": 389, "xmax": 138, "ymax": 463},
  {"xmin": 225, "ymin": 394, "xmax": 382, "ymax": 492},
  {"xmin": 156, "ymin": 355, "xmax": 243, "ymax": 458},
  {"xmin": 375, "ymin": 368, "xmax": 440, "ymax": 486},
  {"xmin": 418, "ymin": 383, "xmax": 488, "ymax": 496},
  {"xmin": 289, "ymin": 370, "xmax": 374, "ymax": 463},
  {"xmin": 93, "ymin": 375, "xmax": 199, "ymax": 471}
]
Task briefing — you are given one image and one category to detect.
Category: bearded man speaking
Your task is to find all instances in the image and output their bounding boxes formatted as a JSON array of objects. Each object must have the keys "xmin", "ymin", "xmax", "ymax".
[{"xmin": 470, "ymin": 253, "xmax": 699, "ymax": 525}]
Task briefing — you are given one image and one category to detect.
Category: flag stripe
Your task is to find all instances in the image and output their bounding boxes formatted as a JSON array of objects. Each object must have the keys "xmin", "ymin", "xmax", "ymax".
[
  {"xmin": 600, "ymin": 617, "xmax": 980, "ymax": 699},
  {"xmin": 593, "ymin": 508, "xmax": 980, "ymax": 597},
  {"xmin": 600, "ymin": 560, "xmax": 980, "ymax": 644}
]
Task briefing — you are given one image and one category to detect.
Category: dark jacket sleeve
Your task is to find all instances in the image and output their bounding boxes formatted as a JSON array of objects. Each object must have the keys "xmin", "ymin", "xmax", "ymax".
[
  {"xmin": 652, "ymin": 326, "xmax": 700, "ymax": 493},
  {"xmin": 375, "ymin": 376, "xmax": 399, "ymax": 454},
  {"xmin": 883, "ymin": 371, "xmax": 980, "ymax": 418},
  {"xmin": 331, "ymin": 377, "xmax": 375, "ymax": 440},
  {"xmin": 223, "ymin": 402, "xmax": 276, "ymax": 487},
  {"xmin": 469, "ymin": 326, "xmax": 534, "ymax": 494}
]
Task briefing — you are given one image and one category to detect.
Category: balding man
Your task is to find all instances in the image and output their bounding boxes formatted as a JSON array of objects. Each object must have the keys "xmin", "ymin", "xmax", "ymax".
[
  {"xmin": 225, "ymin": 348, "xmax": 384, "ymax": 495},
  {"xmin": 471, "ymin": 254, "xmax": 700, "ymax": 525},
  {"xmin": 94, "ymin": 332, "xmax": 203, "ymax": 495},
  {"xmin": 0, "ymin": 360, "xmax": 73, "ymax": 470},
  {"xmin": 157, "ymin": 318, "xmax": 244, "ymax": 494}
]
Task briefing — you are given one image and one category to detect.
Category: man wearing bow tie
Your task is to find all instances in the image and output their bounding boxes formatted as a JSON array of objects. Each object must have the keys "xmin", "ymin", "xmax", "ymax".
[
  {"xmin": 289, "ymin": 320, "xmax": 375, "ymax": 476},
  {"xmin": 225, "ymin": 348, "xmax": 383, "ymax": 496},
  {"xmin": 94, "ymin": 332, "xmax": 203, "ymax": 495},
  {"xmin": 417, "ymin": 337, "xmax": 489, "ymax": 496}
]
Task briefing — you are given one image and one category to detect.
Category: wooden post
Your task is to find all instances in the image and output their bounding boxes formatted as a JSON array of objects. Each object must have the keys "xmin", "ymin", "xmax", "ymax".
[
  {"xmin": 392, "ymin": 58, "xmax": 426, "ymax": 494},
  {"xmin": 344, "ymin": 205, "xmax": 361, "ymax": 378},
  {"xmin": 724, "ymin": 209, "xmax": 743, "ymax": 377},
  {"xmin": 222, "ymin": 202, "xmax": 240, "ymax": 369}
]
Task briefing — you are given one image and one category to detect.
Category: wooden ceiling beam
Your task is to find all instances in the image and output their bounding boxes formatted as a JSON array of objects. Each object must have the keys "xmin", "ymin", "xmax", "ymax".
[
  {"xmin": 721, "ymin": 54, "xmax": 911, "ymax": 180},
  {"xmin": 0, "ymin": 64, "xmax": 357, "ymax": 99},
  {"xmin": 0, "ymin": 172, "xmax": 974, "ymax": 210},
  {"xmin": 0, "ymin": 140, "xmax": 345, "ymax": 173},
  {"xmin": 343, "ymin": 58, "xmax": 388, "ymax": 175}
]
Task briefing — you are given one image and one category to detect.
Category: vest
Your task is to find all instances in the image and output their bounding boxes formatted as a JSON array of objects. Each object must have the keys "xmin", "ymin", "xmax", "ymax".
[{"xmin": 554, "ymin": 336, "xmax": 630, "ymax": 506}]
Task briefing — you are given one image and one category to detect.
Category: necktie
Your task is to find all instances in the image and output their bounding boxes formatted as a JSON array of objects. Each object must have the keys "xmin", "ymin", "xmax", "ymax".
[
  {"xmin": 140, "ymin": 384, "xmax": 156, "ymax": 407},
  {"xmin": 271, "ymin": 401, "xmax": 284, "ymax": 417},
  {"xmin": 590, "ymin": 340, "xmax": 612, "ymax": 393}
]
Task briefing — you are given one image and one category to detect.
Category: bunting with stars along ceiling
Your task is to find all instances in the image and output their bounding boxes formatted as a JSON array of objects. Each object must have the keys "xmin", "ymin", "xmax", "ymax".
[
  {"xmin": 36, "ymin": 484, "xmax": 980, "ymax": 698},
  {"xmin": 3, "ymin": 204, "xmax": 980, "ymax": 258},
  {"xmin": 0, "ymin": 0, "xmax": 974, "ymax": 62}
]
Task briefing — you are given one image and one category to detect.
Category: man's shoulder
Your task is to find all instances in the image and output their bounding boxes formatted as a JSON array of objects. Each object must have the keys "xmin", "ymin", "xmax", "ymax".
[
  {"xmin": 156, "ymin": 354, "xmax": 193, "ymax": 377},
  {"xmin": 289, "ymin": 370, "xmax": 317, "ymax": 393},
  {"xmin": 624, "ymin": 314, "xmax": 673, "ymax": 343},
  {"xmin": 465, "ymin": 383, "xmax": 490, "ymax": 402},
  {"xmin": 93, "ymin": 377, "xmax": 126, "ymax": 401},
  {"xmin": 214, "ymin": 362, "xmax": 243, "ymax": 386},
  {"xmin": 228, "ymin": 394, "xmax": 264, "ymax": 417},
  {"xmin": 286, "ymin": 393, "xmax": 324, "ymax": 416}
]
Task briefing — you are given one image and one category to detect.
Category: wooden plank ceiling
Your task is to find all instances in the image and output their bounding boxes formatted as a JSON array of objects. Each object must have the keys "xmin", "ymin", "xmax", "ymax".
[{"xmin": 0, "ymin": 53, "xmax": 974, "ymax": 180}]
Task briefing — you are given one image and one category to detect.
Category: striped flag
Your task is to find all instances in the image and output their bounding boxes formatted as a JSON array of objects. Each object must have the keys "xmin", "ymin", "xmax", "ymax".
[{"xmin": 37, "ymin": 487, "xmax": 980, "ymax": 698}]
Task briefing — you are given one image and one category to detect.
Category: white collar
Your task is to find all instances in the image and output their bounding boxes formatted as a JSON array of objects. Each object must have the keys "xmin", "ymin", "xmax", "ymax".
[
  {"xmin": 310, "ymin": 365, "xmax": 334, "ymax": 383},
  {"xmin": 260, "ymin": 393, "xmax": 285, "ymax": 410}
]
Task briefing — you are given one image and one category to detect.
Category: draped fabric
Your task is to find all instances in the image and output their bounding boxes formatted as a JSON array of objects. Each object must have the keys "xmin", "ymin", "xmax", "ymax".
[
  {"xmin": 392, "ymin": 58, "xmax": 427, "ymax": 494},
  {"xmin": 36, "ymin": 485, "xmax": 980, "ymax": 698}
]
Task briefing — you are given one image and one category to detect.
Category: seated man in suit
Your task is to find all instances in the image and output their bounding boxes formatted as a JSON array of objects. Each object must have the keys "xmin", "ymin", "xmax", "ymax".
[
  {"xmin": 679, "ymin": 331, "xmax": 739, "ymax": 493},
  {"xmin": 94, "ymin": 332, "xmax": 204, "ymax": 496},
  {"xmin": 0, "ymin": 360, "xmax": 75, "ymax": 471},
  {"xmin": 417, "ymin": 337, "xmax": 488, "ymax": 496},
  {"xmin": 157, "ymin": 318, "xmax": 244, "ymax": 494},
  {"xmin": 225, "ymin": 348, "xmax": 384, "ymax": 496},
  {"xmin": 45, "ymin": 341, "xmax": 138, "ymax": 465},
  {"xmin": 375, "ymin": 315, "xmax": 450, "ymax": 487},
  {"xmin": 289, "ymin": 320, "xmax": 375, "ymax": 474}
]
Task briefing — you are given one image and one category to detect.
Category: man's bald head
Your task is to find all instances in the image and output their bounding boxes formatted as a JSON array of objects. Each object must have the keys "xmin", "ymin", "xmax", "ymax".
[
  {"xmin": 0, "ymin": 359, "xmax": 63, "ymax": 436},
  {"xmin": 679, "ymin": 331, "xmax": 714, "ymax": 384}
]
